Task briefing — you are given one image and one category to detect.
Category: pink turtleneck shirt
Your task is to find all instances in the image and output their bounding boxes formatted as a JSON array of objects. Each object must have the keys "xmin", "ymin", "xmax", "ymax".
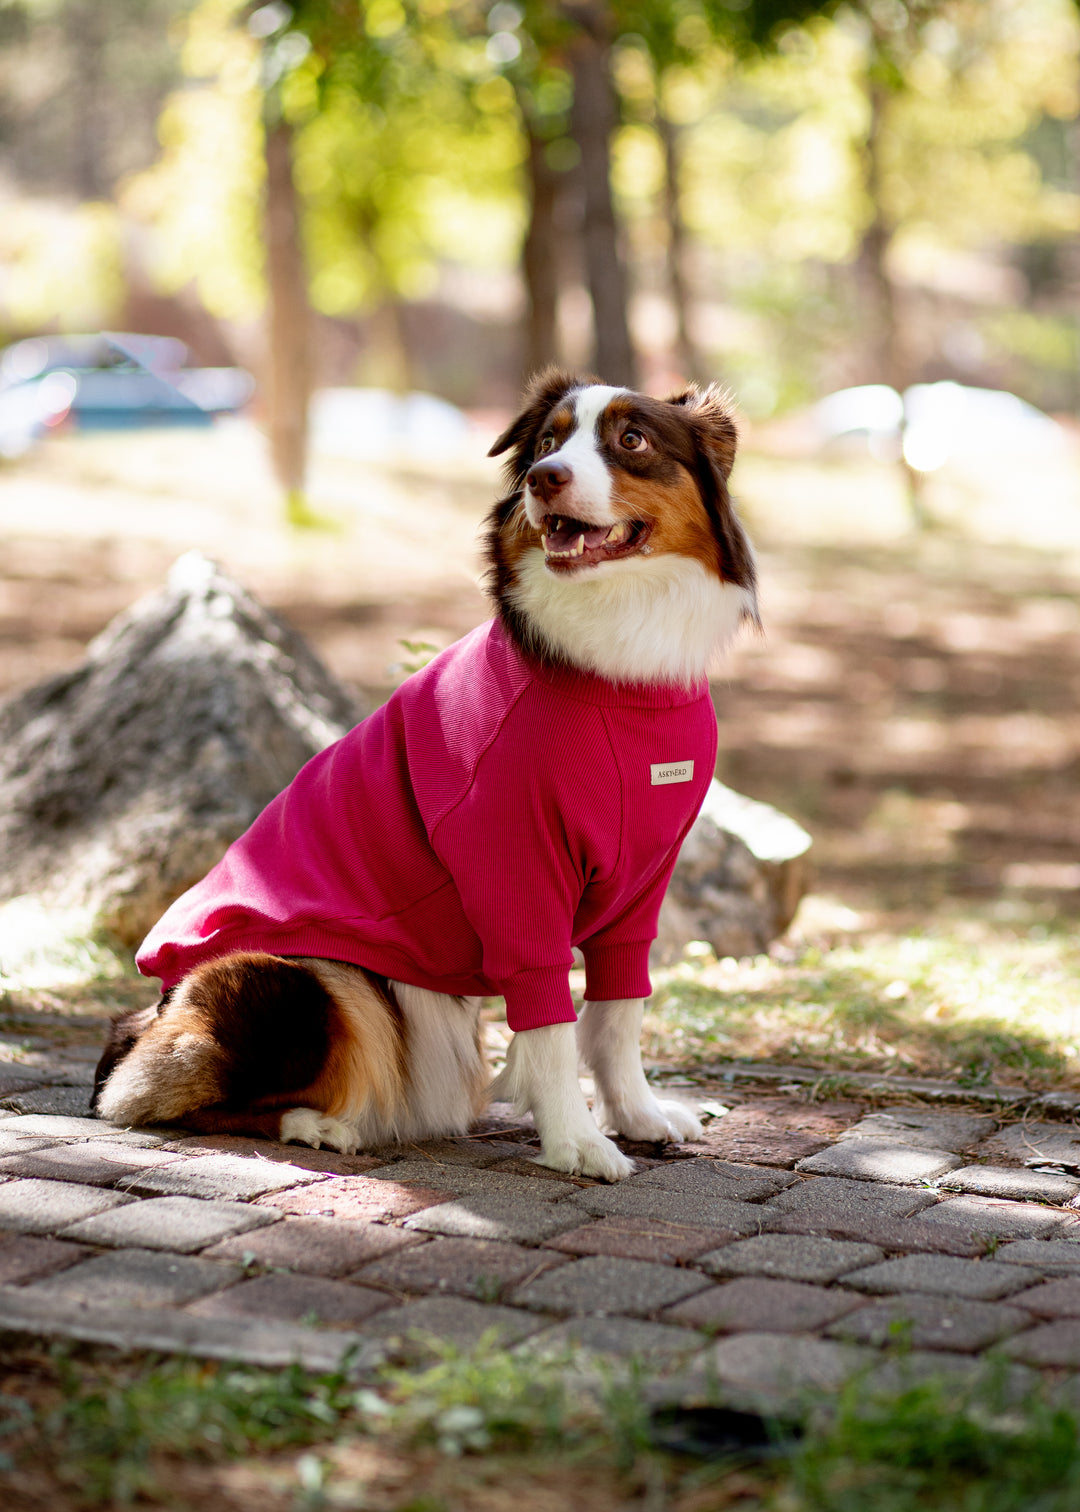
[{"xmin": 136, "ymin": 618, "xmax": 717, "ymax": 1030}]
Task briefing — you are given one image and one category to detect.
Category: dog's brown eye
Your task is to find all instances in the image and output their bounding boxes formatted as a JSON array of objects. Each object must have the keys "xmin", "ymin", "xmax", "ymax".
[
  {"xmin": 621, "ymin": 430, "xmax": 647, "ymax": 451},
  {"xmin": 537, "ymin": 435, "xmax": 555, "ymax": 455}
]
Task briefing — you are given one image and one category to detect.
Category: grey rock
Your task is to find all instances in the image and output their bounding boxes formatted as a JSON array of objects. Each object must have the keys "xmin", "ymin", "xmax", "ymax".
[
  {"xmin": 59, "ymin": 1195, "xmax": 280, "ymax": 1253},
  {"xmin": 654, "ymin": 779, "xmax": 812, "ymax": 961},
  {"xmin": 522, "ymin": 1317, "xmax": 705, "ymax": 1360},
  {"xmin": 512, "ymin": 1255, "xmax": 710, "ymax": 1317},
  {"xmin": 0, "ymin": 553, "xmax": 361, "ymax": 946}
]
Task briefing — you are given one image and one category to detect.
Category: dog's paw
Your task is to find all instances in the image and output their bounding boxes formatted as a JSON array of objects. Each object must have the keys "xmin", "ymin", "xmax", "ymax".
[
  {"xmin": 599, "ymin": 1096, "xmax": 703, "ymax": 1145},
  {"xmin": 279, "ymin": 1108, "xmax": 360, "ymax": 1155},
  {"xmin": 533, "ymin": 1130, "xmax": 635, "ymax": 1182}
]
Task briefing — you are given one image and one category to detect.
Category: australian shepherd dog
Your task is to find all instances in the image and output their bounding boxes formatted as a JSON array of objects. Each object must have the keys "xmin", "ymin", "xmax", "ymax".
[{"xmin": 93, "ymin": 370, "xmax": 758, "ymax": 1181}]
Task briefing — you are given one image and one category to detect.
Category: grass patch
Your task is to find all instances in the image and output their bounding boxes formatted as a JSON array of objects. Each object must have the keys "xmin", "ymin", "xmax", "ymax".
[
  {"xmin": 6, "ymin": 1341, "xmax": 1080, "ymax": 1511},
  {"xmin": 645, "ymin": 909, "xmax": 1080, "ymax": 1089}
]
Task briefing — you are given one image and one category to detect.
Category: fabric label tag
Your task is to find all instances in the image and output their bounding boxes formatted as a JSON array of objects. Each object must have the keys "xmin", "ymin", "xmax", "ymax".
[{"xmin": 650, "ymin": 760, "xmax": 694, "ymax": 786}]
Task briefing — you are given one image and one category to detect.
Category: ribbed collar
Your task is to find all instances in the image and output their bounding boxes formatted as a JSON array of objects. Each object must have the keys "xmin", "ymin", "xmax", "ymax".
[{"xmin": 488, "ymin": 617, "xmax": 709, "ymax": 710}]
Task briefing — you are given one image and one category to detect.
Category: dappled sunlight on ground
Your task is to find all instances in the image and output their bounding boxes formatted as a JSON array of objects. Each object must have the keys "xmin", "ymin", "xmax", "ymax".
[{"xmin": 0, "ymin": 423, "xmax": 1077, "ymax": 1087}]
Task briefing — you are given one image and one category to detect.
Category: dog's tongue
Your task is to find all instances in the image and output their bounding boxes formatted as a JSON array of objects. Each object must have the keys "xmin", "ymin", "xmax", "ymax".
[{"xmin": 545, "ymin": 519, "xmax": 612, "ymax": 553}]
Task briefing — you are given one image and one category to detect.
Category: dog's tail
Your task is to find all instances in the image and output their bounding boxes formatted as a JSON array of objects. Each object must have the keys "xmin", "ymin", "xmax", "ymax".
[{"xmin": 92, "ymin": 1001, "xmax": 228, "ymax": 1126}]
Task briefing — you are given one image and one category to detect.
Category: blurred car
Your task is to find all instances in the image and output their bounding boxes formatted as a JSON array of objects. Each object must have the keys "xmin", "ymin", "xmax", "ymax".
[
  {"xmin": 814, "ymin": 380, "xmax": 1070, "ymax": 470},
  {"xmin": 0, "ymin": 332, "xmax": 254, "ymax": 459},
  {"xmin": 309, "ymin": 386, "xmax": 470, "ymax": 461}
]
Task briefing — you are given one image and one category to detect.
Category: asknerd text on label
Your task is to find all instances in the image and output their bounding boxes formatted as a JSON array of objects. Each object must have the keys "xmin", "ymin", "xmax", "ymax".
[{"xmin": 650, "ymin": 761, "xmax": 694, "ymax": 786}]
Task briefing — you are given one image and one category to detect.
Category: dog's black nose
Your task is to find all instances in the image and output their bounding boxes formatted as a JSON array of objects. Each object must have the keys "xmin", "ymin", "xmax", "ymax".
[{"xmin": 527, "ymin": 459, "xmax": 572, "ymax": 502}]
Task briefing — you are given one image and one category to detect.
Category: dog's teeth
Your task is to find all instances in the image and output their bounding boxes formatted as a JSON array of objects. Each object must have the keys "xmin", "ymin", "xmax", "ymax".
[
  {"xmin": 540, "ymin": 534, "xmax": 549, "ymax": 552},
  {"xmin": 569, "ymin": 535, "xmax": 585, "ymax": 557},
  {"xmin": 605, "ymin": 521, "xmax": 628, "ymax": 544}
]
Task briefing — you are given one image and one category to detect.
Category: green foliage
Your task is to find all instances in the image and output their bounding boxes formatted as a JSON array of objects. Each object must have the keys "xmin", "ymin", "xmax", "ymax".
[
  {"xmin": 787, "ymin": 1373, "xmax": 1080, "ymax": 1511},
  {"xmin": 33, "ymin": 1348, "xmax": 366, "ymax": 1503}
]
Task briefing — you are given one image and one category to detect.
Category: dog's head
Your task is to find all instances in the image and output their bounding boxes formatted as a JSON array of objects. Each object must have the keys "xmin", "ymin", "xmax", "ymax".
[{"xmin": 483, "ymin": 370, "xmax": 759, "ymax": 684}]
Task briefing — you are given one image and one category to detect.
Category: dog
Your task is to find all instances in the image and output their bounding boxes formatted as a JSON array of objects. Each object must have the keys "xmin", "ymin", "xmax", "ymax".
[{"xmin": 93, "ymin": 370, "xmax": 758, "ymax": 1181}]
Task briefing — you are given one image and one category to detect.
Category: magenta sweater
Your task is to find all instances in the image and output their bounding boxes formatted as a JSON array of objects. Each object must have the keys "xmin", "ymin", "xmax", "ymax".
[{"xmin": 136, "ymin": 619, "xmax": 718, "ymax": 1031}]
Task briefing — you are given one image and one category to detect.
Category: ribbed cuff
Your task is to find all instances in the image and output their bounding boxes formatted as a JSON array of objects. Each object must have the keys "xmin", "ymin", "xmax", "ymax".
[
  {"xmin": 581, "ymin": 940, "xmax": 653, "ymax": 1003},
  {"xmin": 500, "ymin": 965, "xmax": 577, "ymax": 1032}
]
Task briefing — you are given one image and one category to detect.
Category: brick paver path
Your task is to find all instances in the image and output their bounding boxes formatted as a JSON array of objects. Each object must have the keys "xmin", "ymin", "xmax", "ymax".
[{"xmin": 3, "ymin": 1062, "xmax": 1080, "ymax": 1407}]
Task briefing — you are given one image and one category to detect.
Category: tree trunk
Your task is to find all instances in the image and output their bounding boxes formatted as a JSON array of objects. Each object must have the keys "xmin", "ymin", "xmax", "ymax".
[
  {"xmin": 566, "ymin": 4, "xmax": 636, "ymax": 387},
  {"xmin": 658, "ymin": 110, "xmax": 701, "ymax": 384},
  {"xmin": 856, "ymin": 77, "xmax": 903, "ymax": 391},
  {"xmin": 520, "ymin": 114, "xmax": 562, "ymax": 378},
  {"xmin": 264, "ymin": 114, "xmax": 312, "ymax": 522}
]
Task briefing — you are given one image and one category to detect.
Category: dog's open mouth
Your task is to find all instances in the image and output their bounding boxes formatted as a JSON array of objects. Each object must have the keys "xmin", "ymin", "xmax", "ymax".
[{"xmin": 541, "ymin": 515, "xmax": 652, "ymax": 569}]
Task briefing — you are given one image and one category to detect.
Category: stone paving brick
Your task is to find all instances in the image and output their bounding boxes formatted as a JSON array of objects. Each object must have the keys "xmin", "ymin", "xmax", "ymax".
[
  {"xmin": 355, "ymin": 1237, "xmax": 564, "ymax": 1300},
  {"xmin": 0, "ymin": 1234, "xmax": 92, "ymax": 1284},
  {"xmin": 765, "ymin": 1211, "xmax": 989, "ymax": 1257},
  {"xmin": 0, "ymin": 1132, "xmax": 59, "ymax": 1156},
  {"xmin": 663, "ymin": 1277, "xmax": 867, "ymax": 1334},
  {"xmin": 698, "ymin": 1234, "xmax": 884, "ymax": 1284},
  {"xmin": 0, "ymin": 1142, "xmax": 184, "ymax": 1187},
  {"xmin": 795, "ymin": 1140, "xmax": 962, "ymax": 1185},
  {"xmin": 258, "ymin": 1175, "xmax": 450, "ymax": 1223},
  {"xmin": 837, "ymin": 1110, "xmax": 995, "ymax": 1152},
  {"xmin": 386, "ymin": 1138, "xmax": 532, "ymax": 1167},
  {"xmin": 680, "ymin": 1101, "xmax": 848, "ymax": 1168},
  {"xmin": 364, "ymin": 1161, "xmax": 569, "ymax": 1202},
  {"xmin": 0, "ymin": 1286, "xmax": 380, "ymax": 1373},
  {"xmin": 511, "ymin": 1255, "xmax": 711, "ymax": 1317},
  {"xmin": 766, "ymin": 1177, "xmax": 939, "ymax": 1225},
  {"xmin": 58, "ymin": 1195, "xmax": 280, "ymax": 1253},
  {"xmin": 938, "ymin": 1166, "xmax": 1080, "ymax": 1204},
  {"xmin": 163, "ymin": 1133, "xmax": 383, "ymax": 1175},
  {"xmin": 0, "ymin": 1076, "xmax": 43, "ymax": 1098},
  {"xmin": 1, "ymin": 1089, "xmax": 96, "ymax": 1118},
  {"xmin": 359, "ymin": 1295, "xmax": 545, "ymax": 1353},
  {"xmin": 908, "ymin": 1194, "xmax": 1080, "ymax": 1242},
  {"xmin": 0, "ymin": 1114, "xmax": 140, "ymax": 1140},
  {"xmin": 545, "ymin": 1217, "xmax": 725, "ymax": 1264},
  {"xmin": 487, "ymin": 1157, "xmax": 584, "ymax": 1186},
  {"xmin": 839, "ymin": 1254, "xmax": 1041, "ymax": 1300},
  {"xmin": 994, "ymin": 1239, "xmax": 1080, "ymax": 1273},
  {"xmin": 188, "ymin": 1273, "xmax": 392, "ymax": 1328},
  {"xmin": 24, "ymin": 1248, "xmax": 244, "ymax": 1309},
  {"xmin": 628, "ymin": 1159, "xmax": 795, "ymax": 1202},
  {"xmin": 0, "ymin": 1178, "xmax": 133, "ymax": 1234},
  {"xmin": 827, "ymin": 1293, "xmax": 1033, "ymax": 1352},
  {"xmin": 1004, "ymin": 1277, "xmax": 1080, "ymax": 1317},
  {"xmin": 862, "ymin": 1350, "xmax": 1039, "ymax": 1404},
  {"xmin": 1001, "ymin": 1320, "xmax": 1080, "ymax": 1368},
  {"xmin": 679, "ymin": 1332, "xmax": 871, "ymax": 1408},
  {"xmin": 204, "ymin": 1216, "xmax": 425, "ymax": 1275},
  {"xmin": 119, "ymin": 1153, "xmax": 328, "ymax": 1201},
  {"xmin": 566, "ymin": 1184, "xmax": 776, "ymax": 1234},
  {"xmin": 975, "ymin": 1121, "xmax": 1080, "ymax": 1167},
  {"xmin": 523, "ymin": 1317, "xmax": 706, "ymax": 1361},
  {"xmin": 402, "ymin": 1196, "xmax": 584, "ymax": 1245}
]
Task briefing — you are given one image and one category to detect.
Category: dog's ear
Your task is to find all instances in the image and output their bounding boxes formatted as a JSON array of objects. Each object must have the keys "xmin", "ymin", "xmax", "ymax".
[
  {"xmin": 667, "ymin": 383, "xmax": 738, "ymax": 480},
  {"xmin": 667, "ymin": 383, "xmax": 759, "ymax": 625},
  {"xmin": 488, "ymin": 368, "xmax": 587, "ymax": 490}
]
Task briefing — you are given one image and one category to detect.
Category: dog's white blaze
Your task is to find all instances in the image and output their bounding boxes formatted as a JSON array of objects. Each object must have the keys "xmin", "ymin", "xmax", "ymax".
[
  {"xmin": 524, "ymin": 383, "xmax": 627, "ymax": 528},
  {"xmin": 509, "ymin": 549, "xmax": 754, "ymax": 686}
]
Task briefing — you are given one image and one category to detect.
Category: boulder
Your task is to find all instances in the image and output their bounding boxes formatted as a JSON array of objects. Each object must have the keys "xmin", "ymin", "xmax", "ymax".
[
  {"xmin": 0, "ymin": 552, "xmax": 361, "ymax": 947},
  {"xmin": 655, "ymin": 780, "xmax": 812, "ymax": 962}
]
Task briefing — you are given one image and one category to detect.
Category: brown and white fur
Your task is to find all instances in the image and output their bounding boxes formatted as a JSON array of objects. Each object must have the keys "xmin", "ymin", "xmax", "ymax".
[{"xmin": 93, "ymin": 370, "xmax": 757, "ymax": 1181}]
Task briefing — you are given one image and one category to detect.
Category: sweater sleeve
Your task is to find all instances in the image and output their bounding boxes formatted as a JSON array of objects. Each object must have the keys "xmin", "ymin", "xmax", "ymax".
[
  {"xmin": 427, "ymin": 695, "xmax": 615, "ymax": 1033},
  {"xmin": 579, "ymin": 842, "xmax": 682, "ymax": 1003}
]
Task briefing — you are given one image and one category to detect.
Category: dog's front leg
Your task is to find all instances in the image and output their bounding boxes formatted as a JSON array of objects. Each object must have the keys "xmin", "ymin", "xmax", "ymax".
[
  {"xmin": 490, "ymin": 1022, "xmax": 635, "ymax": 1181},
  {"xmin": 577, "ymin": 999, "xmax": 702, "ymax": 1144}
]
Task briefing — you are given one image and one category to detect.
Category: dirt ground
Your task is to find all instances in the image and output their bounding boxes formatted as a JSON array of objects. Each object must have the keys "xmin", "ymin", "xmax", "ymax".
[{"xmin": 2, "ymin": 418, "xmax": 1078, "ymax": 933}]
